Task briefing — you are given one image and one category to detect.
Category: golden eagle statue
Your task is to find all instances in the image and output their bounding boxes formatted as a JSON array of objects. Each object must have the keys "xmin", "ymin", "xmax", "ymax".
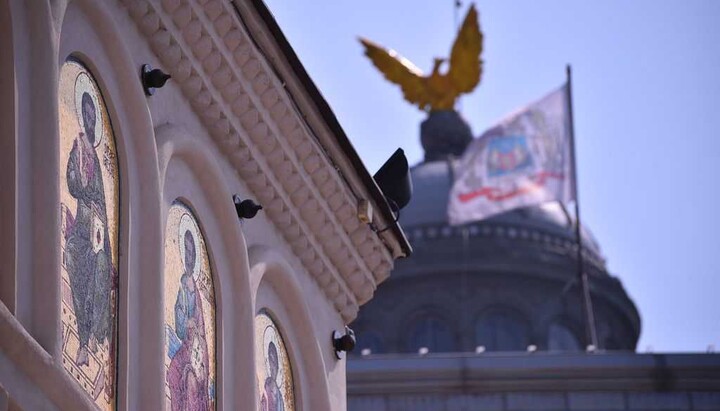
[{"xmin": 359, "ymin": 5, "xmax": 483, "ymax": 112}]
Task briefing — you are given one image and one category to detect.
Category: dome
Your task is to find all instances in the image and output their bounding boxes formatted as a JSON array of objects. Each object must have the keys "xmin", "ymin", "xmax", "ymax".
[{"xmin": 351, "ymin": 113, "xmax": 640, "ymax": 355}]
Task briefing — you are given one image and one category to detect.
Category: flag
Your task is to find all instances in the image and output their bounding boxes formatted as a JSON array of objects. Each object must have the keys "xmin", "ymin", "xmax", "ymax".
[{"xmin": 448, "ymin": 85, "xmax": 575, "ymax": 225}]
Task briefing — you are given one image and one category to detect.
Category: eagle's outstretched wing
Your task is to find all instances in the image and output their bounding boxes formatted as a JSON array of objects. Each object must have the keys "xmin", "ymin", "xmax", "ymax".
[
  {"xmin": 359, "ymin": 38, "xmax": 430, "ymax": 108},
  {"xmin": 448, "ymin": 4, "xmax": 483, "ymax": 94}
]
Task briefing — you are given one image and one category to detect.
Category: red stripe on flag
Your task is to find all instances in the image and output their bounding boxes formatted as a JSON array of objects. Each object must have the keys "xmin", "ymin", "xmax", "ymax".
[{"xmin": 457, "ymin": 171, "xmax": 564, "ymax": 203}]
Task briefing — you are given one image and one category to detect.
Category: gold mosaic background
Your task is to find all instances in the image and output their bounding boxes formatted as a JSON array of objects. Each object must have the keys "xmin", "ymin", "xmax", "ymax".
[
  {"xmin": 255, "ymin": 311, "xmax": 295, "ymax": 411},
  {"xmin": 58, "ymin": 58, "xmax": 119, "ymax": 410},
  {"xmin": 164, "ymin": 202, "xmax": 217, "ymax": 410}
]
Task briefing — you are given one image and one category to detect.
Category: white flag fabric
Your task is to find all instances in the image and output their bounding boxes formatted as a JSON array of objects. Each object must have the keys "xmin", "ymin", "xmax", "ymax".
[{"xmin": 448, "ymin": 85, "xmax": 575, "ymax": 225}]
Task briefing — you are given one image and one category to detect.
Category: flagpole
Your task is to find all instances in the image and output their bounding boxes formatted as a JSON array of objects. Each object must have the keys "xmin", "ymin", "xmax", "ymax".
[{"xmin": 566, "ymin": 65, "xmax": 599, "ymax": 350}]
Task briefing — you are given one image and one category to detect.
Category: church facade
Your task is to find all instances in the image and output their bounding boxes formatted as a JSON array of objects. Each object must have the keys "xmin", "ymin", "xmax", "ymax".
[{"xmin": 0, "ymin": 1, "xmax": 410, "ymax": 410}]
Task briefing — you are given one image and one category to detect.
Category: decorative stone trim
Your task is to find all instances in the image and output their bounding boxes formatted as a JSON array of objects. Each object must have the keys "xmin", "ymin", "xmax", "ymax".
[
  {"xmin": 348, "ymin": 353, "xmax": 720, "ymax": 393},
  {"xmin": 120, "ymin": 0, "xmax": 395, "ymax": 321},
  {"xmin": 0, "ymin": 301, "xmax": 97, "ymax": 411},
  {"xmin": 405, "ymin": 222, "xmax": 606, "ymax": 271}
]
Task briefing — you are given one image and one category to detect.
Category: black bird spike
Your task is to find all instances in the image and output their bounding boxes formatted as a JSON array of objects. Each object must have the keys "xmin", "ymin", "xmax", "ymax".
[
  {"xmin": 142, "ymin": 64, "xmax": 171, "ymax": 96},
  {"xmin": 333, "ymin": 326, "xmax": 356, "ymax": 359},
  {"xmin": 233, "ymin": 194, "xmax": 263, "ymax": 220}
]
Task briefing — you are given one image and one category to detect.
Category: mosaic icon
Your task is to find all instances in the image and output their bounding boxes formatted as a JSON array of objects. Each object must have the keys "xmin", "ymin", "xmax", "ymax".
[
  {"xmin": 164, "ymin": 202, "xmax": 216, "ymax": 410},
  {"xmin": 255, "ymin": 311, "xmax": 295, "ymax": 411},
  {"xmin": 59, "ymin": 58, "xmax": 119, "ymax": 410}
]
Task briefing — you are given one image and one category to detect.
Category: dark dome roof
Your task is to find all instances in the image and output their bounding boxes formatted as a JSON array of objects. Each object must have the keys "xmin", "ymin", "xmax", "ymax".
[
  {"xmin": 352, "ymin": 158, "xmax": 640, "ymax": 355},
  {"xmin": 351, "ymin": 113, "xmax": 640, "ymax": 355},
  {"xmin": 401, "ymin": 159, "xmax": 604, "ymax": 260}
]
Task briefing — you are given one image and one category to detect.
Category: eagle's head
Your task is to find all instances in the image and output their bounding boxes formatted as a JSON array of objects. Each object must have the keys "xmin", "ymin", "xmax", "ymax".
[{"xmin": 431, "ymin": 57, "xmax": 446, "ymax": 75}]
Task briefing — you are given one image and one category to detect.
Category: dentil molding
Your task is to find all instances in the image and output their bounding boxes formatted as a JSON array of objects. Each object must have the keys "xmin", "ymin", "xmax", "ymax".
[{"xmin": 120, "ymin": 0, "xmax": 399, "ymax": 321}]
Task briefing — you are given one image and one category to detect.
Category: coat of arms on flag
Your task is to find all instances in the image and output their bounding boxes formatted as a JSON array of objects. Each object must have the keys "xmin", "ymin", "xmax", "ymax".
[
  {"xmin": 448, "ymin": 85, "xmax": 575, "ymax": 225},
  {"xmin": 487, "ymin": 135, "xmax": 534, "ymax": 177}
]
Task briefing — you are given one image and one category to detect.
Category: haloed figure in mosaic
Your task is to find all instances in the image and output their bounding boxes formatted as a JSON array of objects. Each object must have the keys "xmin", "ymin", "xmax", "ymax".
[
  {"xmin": 261, "ymin": 341, "xmax": 285, "ymax": 411},
  {"xmin": 255, "ymin": 312, "xmax": 294, "ymax": 411},
  {"xmin": 63, "ymin": 90, "xmax": 114, "ymax": 367},
  {"xmin": 167, "ymin": 230, "xmax": 211, "ymax": 411}
]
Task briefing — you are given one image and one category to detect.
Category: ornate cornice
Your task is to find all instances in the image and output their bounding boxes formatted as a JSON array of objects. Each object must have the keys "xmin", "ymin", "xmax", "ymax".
[
  {"xmin": 120, "ymin": 0, "xmax": 396, "ymax": 321},
  {"xmin": 404, "ymin": 221, "xmax": 607, "ymax": 271}
]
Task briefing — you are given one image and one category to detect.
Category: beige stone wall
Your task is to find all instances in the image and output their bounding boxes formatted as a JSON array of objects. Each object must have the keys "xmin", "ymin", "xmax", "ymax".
[{"xmin": 0, "ymin": 1, "xmax": 403, "ymax": 410}]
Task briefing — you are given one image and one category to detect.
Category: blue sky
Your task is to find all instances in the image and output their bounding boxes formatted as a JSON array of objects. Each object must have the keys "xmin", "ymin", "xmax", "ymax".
[{"xmin": 264, "ymin": 0, "xmax": 720, "ymax": 352}]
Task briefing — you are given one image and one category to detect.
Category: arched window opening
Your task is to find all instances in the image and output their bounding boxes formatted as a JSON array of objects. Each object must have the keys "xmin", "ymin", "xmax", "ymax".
[
  {"xmin": 356, "ymin": 330, "xmax": 384, "ymax": 355},
  {"xmin": 603, "ymin": 336, "xmax": 621, "ymax": 351},
  {"xmin": 406, "ymin": 314, "xmax": 455, "ymax": 353},
  {"xmin": 475, "ymin": 308, "xmax": 530, "ymax": 351},
  {"xmin": 547, "ymin": 322, "xmax": 581, "ymax": 351}
]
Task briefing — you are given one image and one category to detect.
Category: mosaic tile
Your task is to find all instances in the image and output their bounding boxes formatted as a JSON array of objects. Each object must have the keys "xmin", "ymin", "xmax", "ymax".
[
  {"xmin": 59, "ymin": 58, "xmax": 120, "ymax": 410},
  {"xmin": 164, "ymin": 202, "xmax": 217, "ymax": 410},
  {"xmin": 255, "ymin": 311, "xmax": 295, "ymax": 411}
]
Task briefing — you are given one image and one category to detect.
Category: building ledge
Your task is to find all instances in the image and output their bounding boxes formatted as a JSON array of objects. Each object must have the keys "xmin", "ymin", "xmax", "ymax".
[{"xmin": 348, "ymin": 352, "xmax": 720, "ymax": 393}]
